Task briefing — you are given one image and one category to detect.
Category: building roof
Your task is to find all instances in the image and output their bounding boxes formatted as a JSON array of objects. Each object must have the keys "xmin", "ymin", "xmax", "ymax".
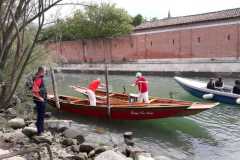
[{"xmin": 135, "ymin": 8, "xmax": 240, "ymax": 31}]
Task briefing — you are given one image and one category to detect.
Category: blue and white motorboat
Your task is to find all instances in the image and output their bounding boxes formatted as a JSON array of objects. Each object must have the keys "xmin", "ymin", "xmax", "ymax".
[{"xmin": 174, "ymin": 76, "xmax": 240, "ymax": 105}]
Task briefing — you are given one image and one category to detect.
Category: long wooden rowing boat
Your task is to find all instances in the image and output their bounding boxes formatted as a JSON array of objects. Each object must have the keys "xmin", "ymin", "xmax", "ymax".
[{"xmin": 47, "ymin": 86, "xmax": 219, "ymax": 120}]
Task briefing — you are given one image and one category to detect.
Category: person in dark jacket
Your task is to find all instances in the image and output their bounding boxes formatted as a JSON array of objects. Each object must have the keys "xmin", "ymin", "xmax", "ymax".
[
  {"xmin": 232, "ymin": 80, "xmax": 240, "ymax": 95},
  {"xmin": 32, "ymin": 66, "xmax": 47, "ymax": 135},
  {"xmin": 207, "ymin": 78, "xmax": 215, "ymax": 90},
  {"xmin": 215, "ymin": 77, "xmax": 223, "ymax": 88}
]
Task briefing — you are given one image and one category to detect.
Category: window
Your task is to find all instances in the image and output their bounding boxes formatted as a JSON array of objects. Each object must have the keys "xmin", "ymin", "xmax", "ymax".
[
  {"xmin": 130, "ymin": 43, "xmax": 134, "ymax": 48},
  {"xmin": 197, "ymin": 37, "xmax": 201, "ymax": 43},
  {"xmin": 172, "ymin": 39, "xmax": 175, "ymax": 45},
  {"xmin": 227, "ymin": 34, "xmax": 231, "ymax": 40},
  {"xmin": 150, "ymin": 41, "xmax": 152, "ymax": 46}
]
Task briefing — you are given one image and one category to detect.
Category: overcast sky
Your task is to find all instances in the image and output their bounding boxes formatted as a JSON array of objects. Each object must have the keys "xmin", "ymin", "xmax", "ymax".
[{"xmin": 46, "ymin": 0, "xmax": 240, "ymax": 23}]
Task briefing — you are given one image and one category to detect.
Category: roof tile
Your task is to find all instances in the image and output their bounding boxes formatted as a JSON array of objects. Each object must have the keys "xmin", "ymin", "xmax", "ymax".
[{"xmin": 135, "ymin": 8, "xmax": 240, "ymax": 31}]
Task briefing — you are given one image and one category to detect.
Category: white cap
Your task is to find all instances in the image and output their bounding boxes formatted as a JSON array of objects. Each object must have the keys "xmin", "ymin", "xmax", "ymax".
[{"xmin": 136, "ymin": 72, "xmax": 142, "ymax": 77}]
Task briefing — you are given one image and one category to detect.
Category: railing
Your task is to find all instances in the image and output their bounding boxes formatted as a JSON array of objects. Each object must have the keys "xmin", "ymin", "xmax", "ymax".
[{"xmin": 0, "ymin": 143, "xmax": 53, "ymax": 160}]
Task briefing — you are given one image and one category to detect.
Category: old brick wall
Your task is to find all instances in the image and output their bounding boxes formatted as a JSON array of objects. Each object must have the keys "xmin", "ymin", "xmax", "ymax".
[
  {"xmin": 46, "ymin": 22, "xmax": 240, "ymax": 63},
  {"xmin": 47, "ymin": 40, "xmax": 84, "ymax": 63}
]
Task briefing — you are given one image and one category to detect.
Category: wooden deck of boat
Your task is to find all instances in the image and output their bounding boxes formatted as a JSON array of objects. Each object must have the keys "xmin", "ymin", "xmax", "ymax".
[{"xmin": 49, "ymin": 95, "xmax": 193, "ymax": 109}]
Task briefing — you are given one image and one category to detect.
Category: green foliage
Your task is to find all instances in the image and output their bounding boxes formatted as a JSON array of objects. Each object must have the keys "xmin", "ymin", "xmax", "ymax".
[
  {"xmin": 1, "ymin": 25, "xmax": 52, "ymax": 99},
  {"xmin": 3, "ymin": 28, "xmax": 52, "ymax": 81},
  {"xmin": 150, "ymin": 17, "xmax": 158, "ymax": 22},
  {"xmin": 40, "ymin": 3, "xmax": 133, "ymax": 40},
  {"xmin": 132, "ymin": 14, "xmax": 144, "ymax": 26},
  {"xmin": 0, "ymin": 0, "xmax": 62, "ymax": 109},
  {"xmin": 17, "ymin": 43, "xmax": 52, "ymax": 98}
]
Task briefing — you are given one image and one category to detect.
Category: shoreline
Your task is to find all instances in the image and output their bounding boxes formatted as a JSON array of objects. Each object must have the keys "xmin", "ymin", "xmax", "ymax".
[
  {"xmin": 0, "ymin": 102, "xmax": 159, "ymax": 160},
  {"xmin": 55, "ymin": 59, "xmax": 240, "ymax": 78},
  {"xmin": 56, "ymin": 69, "xmax": 240, "ymax": 78}
]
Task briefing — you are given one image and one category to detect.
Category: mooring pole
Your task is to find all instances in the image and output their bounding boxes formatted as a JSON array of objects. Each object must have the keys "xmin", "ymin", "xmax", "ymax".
[
  {"xmin": 50, "ymin": 66, "xmax": 60, "ymax": 109},
  {"xmin": 105, "ymin": 63, "xmax": 111, "ymax": 118}
]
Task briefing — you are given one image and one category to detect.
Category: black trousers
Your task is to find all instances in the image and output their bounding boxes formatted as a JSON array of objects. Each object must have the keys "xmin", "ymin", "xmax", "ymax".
[{"xmin": 34, "ymin": 101, "xmax": 46, "ymax": 135}]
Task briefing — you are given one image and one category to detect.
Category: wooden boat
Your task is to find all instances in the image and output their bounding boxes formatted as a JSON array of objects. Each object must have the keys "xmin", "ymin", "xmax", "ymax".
[
  {"xmin": 174, "ymin": 76, "xmax": 240, "ymax": 105},
  {"xmin": 47, "ymin": 86, "xmax": 218, "ymax": 120}
]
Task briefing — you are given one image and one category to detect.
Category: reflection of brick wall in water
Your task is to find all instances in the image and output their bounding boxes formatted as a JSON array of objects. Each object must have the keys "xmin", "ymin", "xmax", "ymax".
[{"xmin": 46, "ymin": 23, "xmax": 240, "ymax": 63}]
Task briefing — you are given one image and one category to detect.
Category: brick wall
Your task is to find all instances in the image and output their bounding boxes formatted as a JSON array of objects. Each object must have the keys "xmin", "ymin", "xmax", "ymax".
[{"xmin": 46, "ymin": 22, "xmax": 240, "ymax": 63}]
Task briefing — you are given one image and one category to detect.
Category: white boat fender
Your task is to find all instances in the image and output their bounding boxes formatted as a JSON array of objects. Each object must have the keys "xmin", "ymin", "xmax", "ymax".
[
  {"xmin": 236, "ymin": 98, "xmax": 240, "ymax": 104},
  {"xmin": 202, "ymin": 94, "xmax": 214, "ymax": 100}
]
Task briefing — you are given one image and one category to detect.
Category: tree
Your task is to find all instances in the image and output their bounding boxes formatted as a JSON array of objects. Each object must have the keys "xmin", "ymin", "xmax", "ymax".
[
  {"xmin": 150, "ymin": 17, "xmax": 158, "ymax": 22},
  {"xmin": 0, "ymin": 0, "xmax": 63, "ymax": 109},
  {"xmin": 132, "ymin": 14, "xmax": 144, "ymax": 26},
  {"xmin": 41, "ymin": 2, "xmax": 133, "ymax": 40}
]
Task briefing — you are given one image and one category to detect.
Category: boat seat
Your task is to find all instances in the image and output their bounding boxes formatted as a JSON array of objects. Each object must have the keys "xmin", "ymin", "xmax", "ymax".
[
  {"xmin": 100, "ymin": 93, "xmax": 115, "ymax": 99},
  {"xmin": 149, "ymin": 99, "xmax": 157, "ymax": 103},
  {"xmin": 129, "ymin": 93, "xmax": 138, "ymax": 98},
  {"xmin": 71, "ymin": 99, "xmax": 106, "ymax": 105},
  {"xmin": 96, "ymin": 100, "xmax": 107, "ymax": 105},
  {"xmin": 70, "ymin": 99, "xmax": 88, "ymax": 104}
]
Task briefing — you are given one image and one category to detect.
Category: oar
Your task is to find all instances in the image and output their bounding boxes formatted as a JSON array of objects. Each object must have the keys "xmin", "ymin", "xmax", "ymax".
[
  {"xmin": 69, "ymin": 85, "xmax": 87, "ymax": 93},
  {"xmin": 49, "ymin": 66, "xmax": 60, "ymax": 109}
]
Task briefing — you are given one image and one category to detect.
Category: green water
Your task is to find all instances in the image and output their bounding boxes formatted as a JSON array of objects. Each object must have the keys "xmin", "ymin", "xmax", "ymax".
[{"xmin": 46, "ymin": 73, "xmax": 240, "ymax": 160}]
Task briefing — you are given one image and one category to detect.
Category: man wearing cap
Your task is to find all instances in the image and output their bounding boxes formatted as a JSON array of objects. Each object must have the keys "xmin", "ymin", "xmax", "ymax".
[
  {"xmin": 86, "ymin": 78, "xmax": 104, "ymax": 106},
  {"xmin": 133, "ymin": 72, "xmax": 149, "ymax": 103}
]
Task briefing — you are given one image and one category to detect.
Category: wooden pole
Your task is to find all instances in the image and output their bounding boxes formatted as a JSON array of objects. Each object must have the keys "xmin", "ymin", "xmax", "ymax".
[
  {"xmin": 103, "ymin": 38, "xmax": 111, "ymax": 118},
  {"xmin": 50, "ymin": 66, "xmax": 60, "ymax": 109},
  {"xmin": 105, "ymin": 63, "xmax": 111, "ymax": 118}
]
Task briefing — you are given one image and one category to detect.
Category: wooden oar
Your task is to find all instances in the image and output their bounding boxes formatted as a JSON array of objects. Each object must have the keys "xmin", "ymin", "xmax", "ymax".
[
  {"xmin": 70, "ymin": 85, "xmax": 116, "ymax": 99},
  {"xmin": 50, "ymin": 66, "xmax": 60, "ymax": 109},
  {"xmin": 69, "ymin": 85, "xmax": 87, "ymax": 94}
]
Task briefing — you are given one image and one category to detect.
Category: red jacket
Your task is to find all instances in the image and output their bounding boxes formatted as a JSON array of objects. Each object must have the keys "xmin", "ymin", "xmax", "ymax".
[
  {"xmin": 32, "ymin": 74, "xmax": 47, "ymax": 101},
  {"xmin": 135, "ymin": 76, "xmax": 148, "ymax": 93},
  {"xmin": 88, "ymin": 79, "xmax": 100, "ymax": 92}
]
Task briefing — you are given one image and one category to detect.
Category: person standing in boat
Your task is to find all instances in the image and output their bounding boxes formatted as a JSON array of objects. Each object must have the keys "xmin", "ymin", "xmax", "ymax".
[
  {"xmin": 133, "ymin": 72, "xmax": 149, "ymax": 103},
  {"xmin": 207, "ymin": 78, "xmax": 215, "ymax": 90},
  {"xmin": 232, "ymin": 80, "xmax": 240, "ymax": 95},
  {"xmin": 87, "ymin": 78, "xmax": 104, "ymax": 106},
  {"xmin": 32, "ymin": 66, "xmax": 47, "ymax": 136}
]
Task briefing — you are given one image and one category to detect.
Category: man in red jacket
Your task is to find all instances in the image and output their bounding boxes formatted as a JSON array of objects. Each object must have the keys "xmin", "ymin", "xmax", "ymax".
[
  {"xmin": 32, "ymin": 66, "xmax": 47, "ymax": 135},
  {"xmin": 134, "ymin": 72, "xmax": 149, "ymax": 103},
  {"xmin": 86, "ymin": 78, "xmax": 104, "ymax": 106}
]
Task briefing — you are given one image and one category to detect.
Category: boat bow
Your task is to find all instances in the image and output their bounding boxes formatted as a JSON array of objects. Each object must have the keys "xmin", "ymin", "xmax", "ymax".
[{"xmin": 188, "ymin": 102, "xmax": 219, "ymax": 109}]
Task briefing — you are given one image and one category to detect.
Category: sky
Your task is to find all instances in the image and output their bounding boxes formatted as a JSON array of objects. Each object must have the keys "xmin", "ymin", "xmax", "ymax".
[{"xmin": 45, "ymin": 0, "xmax": 240, "ymax": 23}]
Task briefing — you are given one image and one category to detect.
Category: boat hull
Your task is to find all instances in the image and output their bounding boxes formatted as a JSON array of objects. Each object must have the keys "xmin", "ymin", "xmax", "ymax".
[
  {"xmin": 47, "ymin": 96, "xmax": 216, "ymax": 120},
  {"xmin": 174, "ymin": 76, "xmax": 240, "ymax": 105}
]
